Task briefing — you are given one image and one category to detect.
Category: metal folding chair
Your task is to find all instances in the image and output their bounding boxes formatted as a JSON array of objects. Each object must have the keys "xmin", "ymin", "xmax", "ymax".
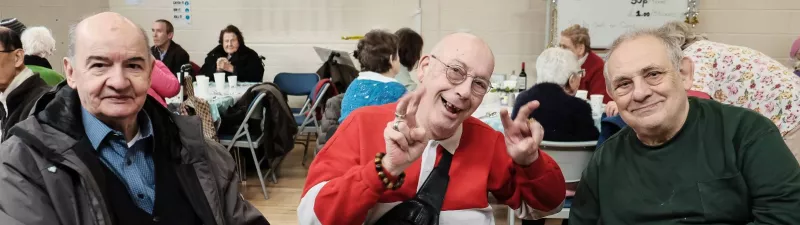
[{"xmin": 218, "ymin": 93, "xmax": 274, "ymax": 200}]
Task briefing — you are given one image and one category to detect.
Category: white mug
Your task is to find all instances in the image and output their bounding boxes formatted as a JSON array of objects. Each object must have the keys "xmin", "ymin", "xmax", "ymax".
[{"xmin": 228, "ymin": 75, "xmax": 238, "ymax": 87}]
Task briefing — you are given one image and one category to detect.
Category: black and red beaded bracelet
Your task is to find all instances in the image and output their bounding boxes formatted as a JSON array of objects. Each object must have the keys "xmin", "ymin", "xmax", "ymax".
[{"xmin": 375, "ymin": 152, "xmax": 405, "ymax": 190}]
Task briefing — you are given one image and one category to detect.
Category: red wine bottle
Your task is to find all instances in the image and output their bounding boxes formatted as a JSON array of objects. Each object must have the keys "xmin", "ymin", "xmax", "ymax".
[{"xmin": 517, "ymin": 62, "xmax": 527, "ymax": 92}]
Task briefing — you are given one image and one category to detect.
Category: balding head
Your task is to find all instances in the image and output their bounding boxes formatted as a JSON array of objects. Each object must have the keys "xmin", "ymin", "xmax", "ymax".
[
  {"xmin": 414, "ymin": 32, "xmax": 495, "ymax": 140},
  {"xmin": 63, "ymin": 12, "xmax": 153, "ymax": 137},
  {"xmin": 67, "ymin": 12, "xmax": 149, "ymax": 59}
]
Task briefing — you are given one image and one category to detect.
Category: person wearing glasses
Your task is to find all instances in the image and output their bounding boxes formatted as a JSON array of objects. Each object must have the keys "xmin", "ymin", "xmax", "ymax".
[
  {"xmin": 513, "ymin": 47, "xmax": 598, "ymax": 142},
  {"xmin": 512, "ymin": 47, "xmax": 599, "ymax": 225},
  {"xmin": 559, "ymin": 24, "xmax": 610, "ymax": 103},
  {"xmin": 339, "ymin": 29, "xmax": 406, "ymax": 122},
  {"xmin": 299, "ymin": 33, "xmax": 566, "ymax": 225},
  {"xmin": 0, "ymin": 27, "xmax": 50, "ymax": 143}
]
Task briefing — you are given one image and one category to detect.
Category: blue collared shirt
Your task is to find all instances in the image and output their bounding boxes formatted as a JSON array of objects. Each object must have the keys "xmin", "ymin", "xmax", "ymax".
[{"xmin": 82, "ymin": 107, "xmax": 156, "ymax": 214}]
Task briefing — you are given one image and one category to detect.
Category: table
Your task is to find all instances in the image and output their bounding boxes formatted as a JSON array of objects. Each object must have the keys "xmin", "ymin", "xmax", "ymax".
[
  {"xmin": 167, "ymin": 82, "xmax": 259, "ymax": 121},
  {"xmin": 473, "ymin": 103, "xmax": 602, "ymax": 133},
  {"xmin": 472, "ymin": 103, "xmax": 512, "ymax": 133}
]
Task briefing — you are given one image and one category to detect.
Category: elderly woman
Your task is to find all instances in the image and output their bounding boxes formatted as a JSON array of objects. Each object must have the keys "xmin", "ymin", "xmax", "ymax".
[
  {"xmin": 513, "ymin": 48, "xmax": 597, "ymax": 225},
  {"xmin": 200, "ymin": 24, "xmax": 264, "ymax": 82},
  {"xmin": 20, "ymin": 27, "xmax": 55, "ymax": 69},
  {"xmin": 394, "ymin": 27, "xmax": 424, "ymax": 91},
  {"xmin": 339, "ymin": 30, "xmax": 407, "ymax": 122},
  {"xmin": 660, "ymin": 21, "xmax": 800, "ymax": 162},
  {"xmin": 298, "ymin": 33, "xmax": 565, "ymax": 225},
  {"xmin": 559, "ymin": 24, "xmax": 610, "ymax": 103},
  {"xmin": 512, "ymin": 48, "xmax": 599, "ymax": 142},
  {"xmin": 791, "ymin": 37, "xmax": 800, "ymax": 76}
]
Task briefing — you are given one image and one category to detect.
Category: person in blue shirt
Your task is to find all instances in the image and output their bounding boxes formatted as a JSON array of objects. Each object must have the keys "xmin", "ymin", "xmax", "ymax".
[
  {"xmin": 0, "ymin": 12, "xmax": 268, "ymax": 225},
  {"xmin": 340, "ymin": 30, "xmax": 407, "ymax": 122}
]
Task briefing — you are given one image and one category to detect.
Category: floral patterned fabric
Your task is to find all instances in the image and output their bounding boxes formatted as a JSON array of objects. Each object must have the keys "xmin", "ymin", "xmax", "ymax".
[{"xmin": 686, "ymin": 40, "xmax": 800, "ymax": 135}]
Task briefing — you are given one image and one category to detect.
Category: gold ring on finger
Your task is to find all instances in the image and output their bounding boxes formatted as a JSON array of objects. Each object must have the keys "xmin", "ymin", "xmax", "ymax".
[{"xmin": 395, "ymin": 112, "xmax": 405, "ymax": 120}]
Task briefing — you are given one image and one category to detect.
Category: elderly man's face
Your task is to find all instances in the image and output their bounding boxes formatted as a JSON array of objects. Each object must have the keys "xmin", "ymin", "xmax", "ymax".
[
  {"xmin": 416, "ymin": 35, "xmax": 494, "ymax": 139},
  {"xmin": 0, "ymin": 44, "xmax": 24, "ymax": 92},
  {"xmin": 606, "ymin": 36, "xmax": 691, "ymax": 132},
  {"xmin": 64, "ymin": 21, "xmax": 152, "ymax": 121}
]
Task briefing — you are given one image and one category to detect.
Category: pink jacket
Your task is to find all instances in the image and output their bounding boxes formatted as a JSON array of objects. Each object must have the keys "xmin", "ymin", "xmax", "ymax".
[{"xmin": 148, "ymin": 60, "xmax": 181, "ymax": 107}]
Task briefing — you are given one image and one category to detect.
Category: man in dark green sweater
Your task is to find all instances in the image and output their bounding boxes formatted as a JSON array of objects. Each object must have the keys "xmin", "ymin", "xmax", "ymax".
[{"xmin": 568, "ymin": 28, "xmax": 800, "ymax": 224}]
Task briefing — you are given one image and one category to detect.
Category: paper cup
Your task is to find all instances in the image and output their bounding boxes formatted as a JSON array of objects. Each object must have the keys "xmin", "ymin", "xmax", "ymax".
[
  {"xmin": 213, "ymin": 73, "xmax": 226, "ymax": 92},
  {"xmin": 575, "ymin": 90, "xmax": 588, "ymax": 100},
  {"xmin": 196, "ymin": 76, "xmax": 210, "ymax": 99},
  {"xmin": 228, "ymin": 76, "xmax": 238, "ymax": 87}
]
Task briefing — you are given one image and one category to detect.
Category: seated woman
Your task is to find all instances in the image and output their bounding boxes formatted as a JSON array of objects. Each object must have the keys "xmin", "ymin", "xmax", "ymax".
[
  {"xmin": 514, "ymin": 47, "xmax": 597, "ymax": 225},
  {"xmin": 394, "ymin": 27, "xmax": 424, "ymax": 91},
  {"xmin": 659, "ymin": 21, "xmax": 800, "ymax": 163},
  {"xmin": 200, "ymin": 25, "xmax": 264, "ymax": 82},
  {"xmin": 339, "ymin": 30, "xmax": 406, "ymax": 122},
  {"xmin": 512, "ymin": 47, "xmax": 599, "ymax": 142}
]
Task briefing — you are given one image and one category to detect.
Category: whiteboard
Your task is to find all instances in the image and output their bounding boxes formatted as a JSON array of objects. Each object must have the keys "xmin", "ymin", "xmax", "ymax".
[{"xmin": 556, "ymin": 0, "xmax": 688, "ymax": 49}]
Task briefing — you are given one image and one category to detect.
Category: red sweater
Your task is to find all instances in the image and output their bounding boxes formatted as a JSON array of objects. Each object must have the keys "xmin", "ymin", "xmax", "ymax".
[
  {"xmin": 298, "ymin": 103, "xmax": 566, "ymax": 225},
  {"xmin": 580, "ymin": 51, "xmax": 611, "ymax": 103}
]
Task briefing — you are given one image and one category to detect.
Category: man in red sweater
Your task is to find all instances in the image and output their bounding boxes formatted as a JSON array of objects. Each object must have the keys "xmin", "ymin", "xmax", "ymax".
[
  {"xmin": 559, "ymin": 25, "xmax": 611, "ymax": 103},
  {"xmin": 298, "ymin": 33, "xmax": 566, "ymax": 225}
]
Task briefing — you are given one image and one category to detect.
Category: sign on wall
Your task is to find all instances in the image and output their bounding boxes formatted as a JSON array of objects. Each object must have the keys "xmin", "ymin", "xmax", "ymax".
[{"xmin": 172, "ymin": 0, "xmax": 191, "ymax": 26}]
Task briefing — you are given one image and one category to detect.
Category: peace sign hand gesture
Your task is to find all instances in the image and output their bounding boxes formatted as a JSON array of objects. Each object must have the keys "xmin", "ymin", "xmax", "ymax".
[
  {"xmin": 382, "ymin": 87, "xmax": 430, "ymax": 176},
  {"xmin": 500, "ymin": 101, "xmax": 545, "ymax": 166}
]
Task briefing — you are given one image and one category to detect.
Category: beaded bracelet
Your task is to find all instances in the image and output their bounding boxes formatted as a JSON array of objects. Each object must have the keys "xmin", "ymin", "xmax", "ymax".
[{"xmin": 375, "ymin": 152, "xmax": 405, "ymax": 190}]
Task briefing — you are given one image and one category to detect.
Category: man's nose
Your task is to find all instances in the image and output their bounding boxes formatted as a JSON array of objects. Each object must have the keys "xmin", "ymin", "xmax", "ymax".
[
  {"xmin": 631, "ymin": 79, "xmax": 652, "ymax": 102},
  {"xmin": 454, "ymin": 78, "xmax": 472, "ymax": 99},
  {"xmin": 105, "ymin": 66, "xmax": 131, "ymax": 91}
]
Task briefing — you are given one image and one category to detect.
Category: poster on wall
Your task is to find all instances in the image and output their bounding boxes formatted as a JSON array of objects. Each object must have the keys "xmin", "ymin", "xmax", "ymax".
[{"xmin": 172, "ymin": 0, "xmax": 191, "ymax": 26}]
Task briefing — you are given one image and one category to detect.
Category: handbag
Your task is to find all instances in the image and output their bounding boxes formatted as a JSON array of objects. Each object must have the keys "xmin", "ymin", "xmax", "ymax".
[{"xmin": 374, "ymin": 147, "xmax": 453, "ymax": 225}]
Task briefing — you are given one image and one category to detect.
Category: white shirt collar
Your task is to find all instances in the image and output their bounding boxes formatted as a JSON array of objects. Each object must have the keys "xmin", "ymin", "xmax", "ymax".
[
  {"xmin": 0, "ymin": 67, "xmax": 35, "ymax": 109},
  {"xmin": 434, "ymin": 124, "xmax": 463, "ymax": 154},
  {"xmin": 357, "ymin": 71, "xmax": 399, "ymax": 83},
  {"xmin": 578, "ymin": 53, "xmax": 589, "ymax": 66}
]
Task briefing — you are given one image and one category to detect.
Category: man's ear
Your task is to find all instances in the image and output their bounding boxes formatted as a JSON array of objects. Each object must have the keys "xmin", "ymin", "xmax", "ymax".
[
  {"xmin": 13, "ymin": 49, "xmax": 25, "ymax": 68},
  {"xmin": 63, "ymin": 57, "xmax": 78, "ymax": 88},
  {"xmin": 678, "ymin": 56, "xmax": 694, "ymax": 90},
  {"xmin": 416, "ymin": 55, "xmax": 431, "ymax": 83},
  {"xmin": 168, "ymin": 32, "xmax": 174, "ymax": 40}
]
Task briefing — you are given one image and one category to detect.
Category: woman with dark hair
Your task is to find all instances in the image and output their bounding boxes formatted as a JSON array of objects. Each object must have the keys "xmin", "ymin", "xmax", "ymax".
[
  {"xmin": 338, "ymin": 29, "xmax": 406, "ymax": 122},
  {"xmin": 200, "ymin": 24, "xmax": 264, "ymax": 82},
  {"xmin": 394, "ymin": 28, "xmax": 423, "ymax": 91}
]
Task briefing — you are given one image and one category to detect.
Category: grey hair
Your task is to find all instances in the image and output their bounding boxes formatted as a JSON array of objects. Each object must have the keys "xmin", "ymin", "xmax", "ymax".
[
  {"xmin": 658, "ymin": 21, "xmax": 707, "ymax": 50},
  {"xmin": 603, "ymin": 28, "xmax": 685, "ymax": 85},
  {"xmin": 20, "ymin": 26, "xmax": 56, "ymax": 58},
  {"xmin": 536, "ymin": 47, "xmax": 580, "ymax": 86},
  {"xmin": 67, "ymin": 21, "xmax": 149, "ymax": 59}
]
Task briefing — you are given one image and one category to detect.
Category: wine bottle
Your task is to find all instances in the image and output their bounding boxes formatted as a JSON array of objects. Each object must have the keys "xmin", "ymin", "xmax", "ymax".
[{"xmin": 517, "ymin": 62, "xmax": 527, "ymax": 92}]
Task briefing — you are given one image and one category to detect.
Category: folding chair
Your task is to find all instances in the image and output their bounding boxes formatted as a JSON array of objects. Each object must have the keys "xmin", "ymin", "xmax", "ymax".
[
  {"xmin": 273, "ymin": 72, "xmax": 320, "ymax": 114},
  {"xmin": 273, "ymin": 73, "xmax": 322, "ymax": 164},
  {"xmin": 297, "ymin": 80, "xmax": 331, "ymax": 165},
  {"xmin": 218, "ymin": 93, "xmax": 274, "ymax": 200}
]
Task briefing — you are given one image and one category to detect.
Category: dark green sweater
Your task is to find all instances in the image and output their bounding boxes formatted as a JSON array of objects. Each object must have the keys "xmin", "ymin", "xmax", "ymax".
[{"xmin": 569, "ymin": 98, "xmax": 800, "ymax": 224}]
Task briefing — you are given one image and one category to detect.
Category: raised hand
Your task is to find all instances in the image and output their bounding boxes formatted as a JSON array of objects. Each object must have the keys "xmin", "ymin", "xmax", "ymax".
[
  {"xmin": 382, "ymin": 86, "xmax": 430, "ymax": 176},
  {"xmin": 500, "ymin": 101, "xmax": 545, "ymax": 166}
]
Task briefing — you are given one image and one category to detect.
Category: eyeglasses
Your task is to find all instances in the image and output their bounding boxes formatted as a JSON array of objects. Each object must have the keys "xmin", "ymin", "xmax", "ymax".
[
  {"xmin": 0, "ymin": 48, "xmax": 19, "ymax": 53},
  {"xmin": 572, "ymin": 69, "xmax": 586, "ymax": 78},
  {"xmin": 430, "ymin": 55, "xmax": 492, "ymax": 95}
]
